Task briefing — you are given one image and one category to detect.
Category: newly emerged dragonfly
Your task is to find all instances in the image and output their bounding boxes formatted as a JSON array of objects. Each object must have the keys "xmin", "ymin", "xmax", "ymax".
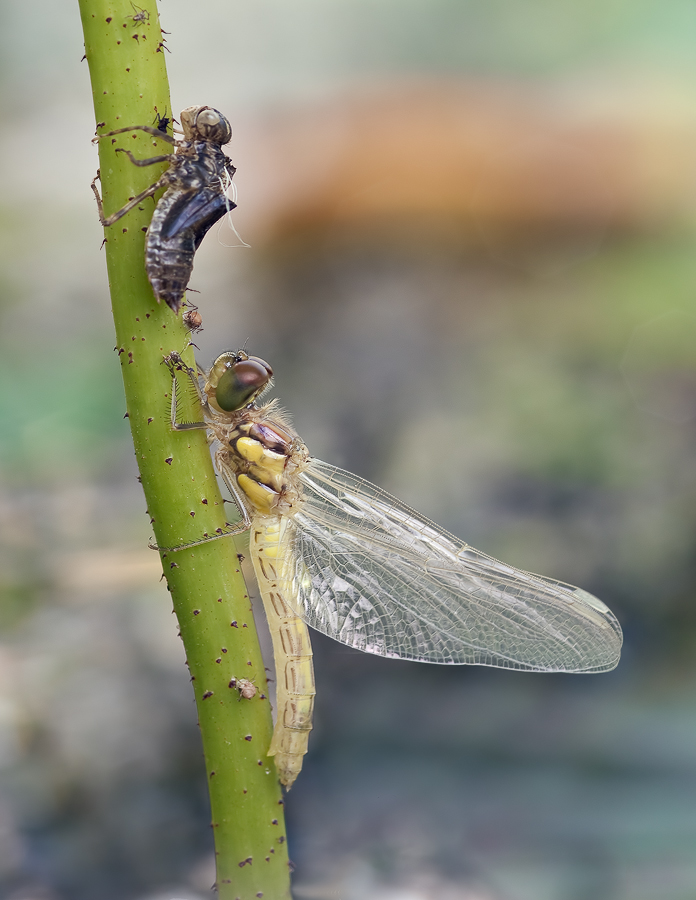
[
  {"xmin": 163, "ymin": 350, "xmax": 623, "ymax": 788},
  {"xmin": 91, "ymin": 105, "xmax": 236, "ymax": 314}
]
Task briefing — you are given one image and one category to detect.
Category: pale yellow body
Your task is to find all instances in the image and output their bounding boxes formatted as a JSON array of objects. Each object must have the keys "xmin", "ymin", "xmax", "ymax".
[
  {"xmin": 167, "ymin": 349, "xmax": 318, "ymax": 789},
  {"xmin": 212, "ymin": 414, "xmax": 314, "ymax": 789},
  {"xmin": 249, "ymin": 514, "xmax": 315, "ymax": 789}
]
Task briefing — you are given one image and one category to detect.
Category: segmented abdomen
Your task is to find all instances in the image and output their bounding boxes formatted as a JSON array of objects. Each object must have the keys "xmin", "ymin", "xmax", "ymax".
[
  {"xmin": 250, "ymin": 514, "xmax": 315, "ymax": 789},
  {"xmin": 145, "ymin": 185, "xmax": 230, "ymax": 313},
  {"xmin": 145, "ymin": 188, "xmax": 195, "ymax": 313}
]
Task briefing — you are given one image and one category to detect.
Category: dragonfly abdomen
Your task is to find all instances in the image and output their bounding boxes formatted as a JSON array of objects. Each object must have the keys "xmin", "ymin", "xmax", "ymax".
[
  {"xmin": 145, "ymin": 192, "xmax": 196, "ymax": 312},
  {"xmin": 145, "ymin": 184, "xmax": 230, "ymax": 313},
  {"xmin": 251, "ymin": 515, "xmax": 315, "ymax": 789}
]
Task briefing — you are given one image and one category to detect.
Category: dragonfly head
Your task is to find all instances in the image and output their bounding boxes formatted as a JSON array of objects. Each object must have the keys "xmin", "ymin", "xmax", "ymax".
[
  {"xmin": 205, "ymin": 351, "xmax": 273, "ymax": 412},
  {"xmin": 179, "ymin": 106, "xmax": 232, "ymax": 144}
]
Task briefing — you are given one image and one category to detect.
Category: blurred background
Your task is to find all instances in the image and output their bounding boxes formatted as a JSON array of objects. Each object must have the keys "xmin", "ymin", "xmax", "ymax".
[{"xmin": 2, "ymin": 0, "xmax": 696, "ymax": 898}]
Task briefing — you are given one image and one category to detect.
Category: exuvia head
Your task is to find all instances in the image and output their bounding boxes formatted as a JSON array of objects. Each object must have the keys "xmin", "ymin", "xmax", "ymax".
[
  {"xmin": 205, "ymin": 351, "xmax": 273, "ymax": 412},
  {"xmin": 179, "ymin": 106, "xmax": 232, "ymax": 144}
]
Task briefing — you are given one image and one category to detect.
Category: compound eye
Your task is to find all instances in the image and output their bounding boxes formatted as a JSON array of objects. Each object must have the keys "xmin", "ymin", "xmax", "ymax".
[
  {"xmin": 196, "ymin": 108, "xmax": 221, "ymax": 129},
  {"xmin": 215, "ymin": 359, "xmax": 271, "ymax": 411},
  {"xmin": 195, "ymin": 107, "xmax": 232, "ymax": 143},
  {"xmin": 247, "ymin": 356, "xmax": 273, "ymax": 378}
]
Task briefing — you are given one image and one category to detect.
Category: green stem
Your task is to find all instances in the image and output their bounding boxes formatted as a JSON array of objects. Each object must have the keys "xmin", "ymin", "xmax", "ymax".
[{"xmin": 78, "ymin": 2, "xmax": 292, "ymax": 897}]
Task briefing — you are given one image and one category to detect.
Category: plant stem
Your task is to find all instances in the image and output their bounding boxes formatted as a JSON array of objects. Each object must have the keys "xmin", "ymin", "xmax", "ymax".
[{"xmin": 78, "ymin": 2, "xmax": 292, "ymax": 896}]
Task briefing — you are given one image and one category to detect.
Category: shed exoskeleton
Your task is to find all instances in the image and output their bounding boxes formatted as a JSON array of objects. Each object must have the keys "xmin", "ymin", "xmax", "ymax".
[{"xmin": 91, "ymin": 105, "xmax": 236, "ymax": 313}]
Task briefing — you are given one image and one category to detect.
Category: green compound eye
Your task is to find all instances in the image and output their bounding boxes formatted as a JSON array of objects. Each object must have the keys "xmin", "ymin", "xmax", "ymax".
[{"xmin": 214, "ymin": 357, "xmax": 272, "ymax": 411}]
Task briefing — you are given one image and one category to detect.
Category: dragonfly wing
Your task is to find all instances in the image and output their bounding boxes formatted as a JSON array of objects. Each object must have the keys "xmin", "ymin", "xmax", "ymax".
[
  {"xmin": 161, "ymin": 187, "xmax": 229, "ymax": 243},
  {"xmin": 280, "ymin": 459, "xmax": 622, "ymax": 672}
]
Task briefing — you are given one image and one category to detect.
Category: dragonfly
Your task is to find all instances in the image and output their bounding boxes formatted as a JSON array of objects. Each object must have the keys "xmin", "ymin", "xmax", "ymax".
[
  {"xmin": 162, "ymin": 349, "xmax": 623, "ymax": 788},
  {"xmin": 91, "ymin": 105, "xmax": 236, "ymax": 314}
]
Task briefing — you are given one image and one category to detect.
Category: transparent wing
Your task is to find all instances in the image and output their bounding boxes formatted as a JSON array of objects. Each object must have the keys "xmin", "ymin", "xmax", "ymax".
[
  {"xmin": 161, "ymin": 187, "xmax": 228, "ymax": 241},
  {"xmin": 277, "ymin": 459, "xmax": 622, "ymax": 672}
]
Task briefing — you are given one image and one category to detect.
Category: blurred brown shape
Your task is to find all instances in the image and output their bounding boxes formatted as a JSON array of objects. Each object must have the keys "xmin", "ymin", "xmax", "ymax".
[
  {"xmin": 238, "ymin": 80, "xmax": 696, "ymax": 243},
  {"xmin": 53, "ymin": 549, "xmax": 161, "ymax": 594}
]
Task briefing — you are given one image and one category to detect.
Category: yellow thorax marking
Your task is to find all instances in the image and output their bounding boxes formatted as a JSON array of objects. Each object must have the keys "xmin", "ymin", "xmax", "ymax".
[
  {"xmin": 237, "ymin": 473, "xmax": 277, "ymax": 511},
  {"xmin": 236, "ymin": 436, "xmax": 286, "ymax": 474}
]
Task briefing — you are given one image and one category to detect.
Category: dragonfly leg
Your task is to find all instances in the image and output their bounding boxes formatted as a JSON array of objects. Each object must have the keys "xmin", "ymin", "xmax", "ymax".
[
  {"xmin": 150, "ymin": 358, "xmax": 253, "ymax": 553},
  {"xmin": 215, "ymin": 451, "xmax": 254, "ymax": 529},
  {"xmin": 150, "ymin": 457, "xmax": 252, "ymax": 553},
  {"xmin": 91, "ymin": 171, "xmax": 168, "ymax": 227},
  {"xmin": 164, "ymin": 351, "xmax": 210, "ymax": 429},
  {"xmin": 94, "ymin": 123, "xmax": 177, "ymax": 144},
  {"xmin": 115, "ymin": 148, "xmax": 174, "ymax": 168},
  {"xmin": 149, "ymin": 519, "xmax": 250, "ymax": 553}
]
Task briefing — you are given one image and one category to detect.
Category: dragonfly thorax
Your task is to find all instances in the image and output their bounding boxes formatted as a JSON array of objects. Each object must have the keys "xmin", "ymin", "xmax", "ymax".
[{"xmin": 207, "ymin": 405, "xmax": 308, "ymax": 516}]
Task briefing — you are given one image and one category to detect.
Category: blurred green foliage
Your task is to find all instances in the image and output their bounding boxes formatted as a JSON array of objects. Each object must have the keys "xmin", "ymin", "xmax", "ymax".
[{"xmin": 0, "ymin": 343, "xmax": 127, "ymax": 483}]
